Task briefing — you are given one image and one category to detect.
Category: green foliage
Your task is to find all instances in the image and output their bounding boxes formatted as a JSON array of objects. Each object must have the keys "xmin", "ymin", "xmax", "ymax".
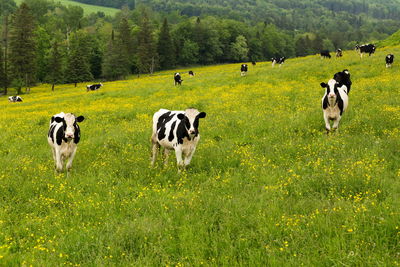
[
  {"xmin": 102, "ymin": 31, "xmax": 130, "ymax": 80},
  {"xmin": 378, "ymin": 29, "xmax": 400, "ymax": 47},
  {"xmin": 9, "ymin": 2, "xmax": 37, "ymax": 93},
  {"xmin": 157, "ymin": 18, "xmax": 175, "ymax": 69},
  {"xmin": 230, "ymin": 35, "xmax": 248, "ymax": 62},
  {"xmin": 0, "ymin": 0, "xmax": 17, "ymax": 17},
  {"xmin": 47, "ymin": 41, "xmax": 64, "ymax": 90},
  {"xmin": 137, "ymin": 10, "xmax": 156, "ymax": 74},
  {"xmin": 0, "ymin": 44, "xmax": 4, "ymax": 89}
]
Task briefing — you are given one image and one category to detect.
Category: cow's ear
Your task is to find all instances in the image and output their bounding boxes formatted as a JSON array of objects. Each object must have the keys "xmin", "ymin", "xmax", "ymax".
[
  {"xmin": 320, "ymin": 82, "xmax": 327, "ymax": 88},
  {"xmin": 55, "ymin": 117, "xmax": 63, "ymax": 123},
  {"xmin": 76, "ymin": 116, "xmax": 85, "ymax": 122},
  {"xmin": 198, "ymin": 112, "xmax": 206, "ymax": 119},
  {"xmin": 177, "ymin": 114, "xmax": 185, "ymax": 120}
]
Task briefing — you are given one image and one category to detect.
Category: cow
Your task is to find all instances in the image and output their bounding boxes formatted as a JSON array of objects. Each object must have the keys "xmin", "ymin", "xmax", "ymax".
[
  {"xmin": 320, "ymin": 50, "xmax": 331, "ymax": 59},
  {"xmin": 86, "ymin": 83, "xmax": 103, "ymax": 92},
  {"xmin": 385, "ymin": 54, "xmax": 394, "ymax": 68},
  {"xmin": 240, "ymin": 64, "xmax": 248, "ymax": 76},
  {"xmin": 271, "ymin": 57, "xmax": 285, "ymax": 67},
  {"xmin": 336, "ymin": 49, "xmax": 343, "ymax": 57},
  {"xmin": 320, "ymin": 73, "xmax": 350, "ymax": 133},
  {"xmin": 8, "ymin": 96, "xmax": 23, "ymax": 102},
  {"xmin": 188, "ymin": 70, "xmax": 195, "ymax": 77},
  {"xmin": 251, "ymin": 61, "xmax": 256, "ymax": 66},
  {"xmin": 355, "ymin": 44, "xmax": 376, "ymax": 57},
  {"xmin": 174, "ymin": 73, "xmax": 183, "ymax": 85},
  {"xmin": 151, "ymin": 108, "xmax": 206, "ymax": 170},
  {"xmin": 47, "ymin": 112, "xmax": 85, "ymax": 172},
  {"xmin": 333, "ymin": 69, "xmax": 352, "ymax": 94}
]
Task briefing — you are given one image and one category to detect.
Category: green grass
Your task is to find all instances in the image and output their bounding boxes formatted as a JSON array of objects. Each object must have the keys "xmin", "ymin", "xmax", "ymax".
[
  {"xmin": 14, "ymin": 0, "xmax": 119, "ymax": 16},
  {"xmin": 0, "ymin": 47, "xmax": 399, "ymax": 266},
  {"xmin": 378, "ymin": 29, "xmax": 400, "ymax": 47}
]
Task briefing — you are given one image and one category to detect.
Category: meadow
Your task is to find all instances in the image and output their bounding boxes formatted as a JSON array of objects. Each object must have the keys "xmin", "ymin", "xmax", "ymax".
[
  {"xmin": 0, "ymin": 46, "xmax": 399, "ymax": 266},
  {"xmin": 13, "ymin": 0, "xmax": 119, "ymax": 16}
]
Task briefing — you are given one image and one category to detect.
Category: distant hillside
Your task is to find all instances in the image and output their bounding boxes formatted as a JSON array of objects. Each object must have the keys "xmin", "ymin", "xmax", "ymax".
[
  {"xmin": 378, "ymin": 30, "xmax": 400, "ymax": 47},
  {"xmin": 14, "ymin": 0, "xmax": 119, "ymax": 16}
]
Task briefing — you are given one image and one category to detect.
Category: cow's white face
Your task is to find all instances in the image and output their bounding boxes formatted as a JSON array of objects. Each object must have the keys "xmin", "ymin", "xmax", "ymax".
[
  {"xmin": 55, "ymin": 113, "xmax": 85, "ymax": 140},
  {"xmin": 321, "ymin": 79, "xmax": 340, "ymax": 104},
  {"xmin": 177, "ymin": 108, "xmax": 206, "ymax": 138}
]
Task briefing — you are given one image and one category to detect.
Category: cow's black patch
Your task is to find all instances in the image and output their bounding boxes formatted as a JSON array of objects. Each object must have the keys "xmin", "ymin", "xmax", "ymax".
[
  {"xmin": 168, "ymin": 121, "xmax": 176, "ymax": 141},
  {"xmin": 74, "ymin": 123, "xmax": 81, "ymax": 144},
  {"xmin": 322, "ymin": 95, "xmax": 329, "ymax": 109},
  {"xmin": 176, "ymin": 119, "xmax": 190, "ymax": 144},
  {"xmin": 56, "ymin": 127, "xmax": 64, "ymax": 145},
  {"xmin": 334, "ymin": 84, "xmax": 344, "ymax": 115},
  {"xmin": 157, "ymin": 112, "xmax": 175, "ymax": 140}
]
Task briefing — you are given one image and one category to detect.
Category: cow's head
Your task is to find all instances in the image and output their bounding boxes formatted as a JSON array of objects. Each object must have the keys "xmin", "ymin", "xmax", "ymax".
[
  {"xmin": 177, "ymin": 108, "xmax": 206, "ymax": 138},
  {"xmin": 321, "ymin": 79, "xmax": 341, "ymax": 104},
  {"xmin": 55, "ymin": 113, "xmax": 85, "ymax": 140}
]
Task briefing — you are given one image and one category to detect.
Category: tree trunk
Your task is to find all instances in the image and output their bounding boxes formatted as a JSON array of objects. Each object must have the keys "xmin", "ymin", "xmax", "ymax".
[
  {"xmin": 52, "ymin": 83, "xmax": 55, "ymax": 91},
  {"xmin": 74, "ymin": 82, "xmax": 77, "ymax": 87}
]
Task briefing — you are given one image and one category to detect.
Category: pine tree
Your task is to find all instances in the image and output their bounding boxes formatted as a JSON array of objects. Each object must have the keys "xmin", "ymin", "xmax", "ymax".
[
  {"xmin": 137, "ymin": 11, "xmax": 157, "ymax": 74},
  {"xmin": 102, "ymin": 30, "xmax": 130, "ymax": 80},
  {"xmin": 9, "ymin": 3, "xmax": 37, "ymax": 94},
  {"xmin": 117, "ymin": 17, "xmax": 135, "ymax": 73},
  {"xmin": 0, "ymin": 43, "xmax": 4, "ymax": 91},
  {"xmin": 157, "ymin": 18, "xmax": 175, "ymax": 69},
  {"xmin": 2, "ymin": 14, "xmax": 10, "ymax": 94},
  {"xmin": 65, "ymin": 31, "xmax": 93, "ymax": 87},
  {"xmin": 47, "ymin": 41, "xmax": 63, "ymax": 91}
]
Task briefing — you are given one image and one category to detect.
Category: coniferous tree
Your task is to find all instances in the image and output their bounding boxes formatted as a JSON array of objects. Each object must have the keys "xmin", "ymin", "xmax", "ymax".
[
  {"xmin": 9, "ymin": 3, "xmax": 37, "ymax": 94},
  {"xmin": 157, "ymin": 18, "xmax": 175, "ymax": 69},
  {"xmin": 2, "ymin": 15, "xmax": 9, "ymax": 94},
  {"xmin": 102, "ymin": 30, "xmax": 130, "ymax": 80},
  {"xmin": 137, "ymin": 11, "xmax": 157, "ymax": 74},
  {"xmin": 47, "ymin": 41, "xmax": 63, "ymax": 91},
  {"xmin": 117, "ymin": 17, "xmax": 135, "ymax": 73},
  {"xmin": 0, "ymin": 43, "xmax": 4, "ymax": 91},
  {"xmin": 65, "ymin": 31, "xmax": 93, "ymax": 87}
]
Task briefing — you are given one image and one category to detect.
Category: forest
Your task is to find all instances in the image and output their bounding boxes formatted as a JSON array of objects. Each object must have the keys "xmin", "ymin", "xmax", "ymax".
[{"xmin": 1, "ymin": 0, "xmax": 400, "ymax": 94}]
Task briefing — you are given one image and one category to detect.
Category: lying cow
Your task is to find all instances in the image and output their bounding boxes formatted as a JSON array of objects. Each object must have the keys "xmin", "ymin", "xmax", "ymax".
[
  {"xmin": 386, "ymin": 54, "xmax": 394, "ymax": 68},
  {"xmin": 8, "ymin": 96, "xmax": 23, "ymax": 102},
  {"xmin": 272, "ymin": 57, "xmax": 285, "ymax": 67},
  {"xmin": 86, "ymin": 83, "xmax": 103, "ymax": 92},
  {"xmin": 320, "ymin": 72, "xmax": 350, "ymax": 133},
  {"xmin": 151, "ymin": 108, "xmax": 206, "ymax": 170},
  {"xmin": 174, "ymin": 73, "xmax": 182, "ymax": 85},
  {"xmin": 333, "ymin": 69, "xmax": 352, "ymax": 94},
  {"xmin": 240, "ymin": 64, "xmax": 248, "ymax": 76},
  {"xmin": 48, "ymin": 112, "xmax": 85, "ymax": 172},
  {"xmin": 356, "ymin": 44, "xmax": 376, "ymax": 58},
  {"xmin": 320, "ymin": 50, "xmax": 331, "ymax": 59},
  {"xmin": 188, "ymin": 70, "xmax": 195, "ymax": 77}
]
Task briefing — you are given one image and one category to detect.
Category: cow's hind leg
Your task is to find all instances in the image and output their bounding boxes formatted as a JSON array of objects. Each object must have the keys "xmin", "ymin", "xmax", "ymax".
[
  {"xmin": 163, "ymin": 148, "xmax": 171, "ymax": 167},
  {"xmin": 151, "ymin": 142, "xmax": 161, "ymax": 167}
]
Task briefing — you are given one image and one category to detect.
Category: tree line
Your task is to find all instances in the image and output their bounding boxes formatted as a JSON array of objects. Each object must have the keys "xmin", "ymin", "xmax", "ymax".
[{"xmin": 1, "ymin": 0, "xmax": 400, "ymax": 94}]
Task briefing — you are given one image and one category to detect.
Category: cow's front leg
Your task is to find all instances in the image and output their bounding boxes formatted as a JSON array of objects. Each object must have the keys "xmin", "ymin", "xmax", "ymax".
[
  {"xmin": 55, "ymin": 148, "xmax": 63, "ymax": 172},
  {"xmin": 174, "ymin": 147, "xmax": 184, "ymax": 170},
  {"xmin": 184, "ymin": 146, "xmax": 197, "ymax": 166},
  {"xmin": 151, "ymin": 140, "xmax": 160, "ymax": 167},
  {"xmin": 324, "ymin": 113, "xmax": 331, "ymax": 133},
  {"xmin": 332, "ymin": 116, "xmax": 341, "ymax": 132},
  {"xmin": 66, "ymin": 147, "xmax": 77, "ymax": 171}
]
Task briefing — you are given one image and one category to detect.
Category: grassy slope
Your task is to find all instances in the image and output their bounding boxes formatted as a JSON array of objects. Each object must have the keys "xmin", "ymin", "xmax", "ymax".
[
  {"xmin": 0, "ymin": 47, "xmax": 399, "ymax": 266},
  {"xmin": 379, "ymin": 29, "xmax": 400, "ymax": 47},
  {"xmin": 14, "ymin": 0, "xmax": 119, "ymax": 16}
]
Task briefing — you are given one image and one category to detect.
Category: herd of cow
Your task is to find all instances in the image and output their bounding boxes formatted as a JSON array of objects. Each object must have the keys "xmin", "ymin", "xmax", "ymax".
[{"xmin": 5, "ymin": 44, "xmax": 396, "ymax": 172}]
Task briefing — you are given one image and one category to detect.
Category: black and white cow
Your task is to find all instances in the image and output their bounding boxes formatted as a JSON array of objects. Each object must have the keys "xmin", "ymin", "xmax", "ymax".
[
  {"xmin": 385, "ymin": 54, "xmax": 394, "ymax": 68},
  {"xmin": 151, "ymin": 108, "xmax": 206, "ymax": 170},
  {"xmin": 86, "ymin": 83, "xmax": 103, "ymax": 92},
  {"xmin": 48, "ymin": 112, "xmax": 85, "ymax": 172},
  {"xmin": 174, "ymin": 73, "xmax": 183, "ymax": 85},
  {"xmin": 188, "ymin": 70, "xmax": 195, "ymax": 77},
  {"xmin": 320, "ymin": 74, "xmax": 349, "ymax": 133},
  {"xmin": 8, "ymin": 96, "xmax": 23, "ymax": 102},
  {"xmin": 271, "ymin": 57, "xmax": 285, "ymax": 67},
  {"xmin": 355, "ymin": 44, "xmax": 376, "ymax": 57},
  {"xmin": 333, "ymin": 69, "xmax": 352, "ymax": 94},
  {"xmin": 336, "ymin": 49, "xmax": 343, "ymax": 57},
  {"xmin": 320, "ymin": 50, "xmax": 331, "ymax": 59},
  {"xmin": 240, "ymin": 64, "xmax": 248, "ymax": 76}
]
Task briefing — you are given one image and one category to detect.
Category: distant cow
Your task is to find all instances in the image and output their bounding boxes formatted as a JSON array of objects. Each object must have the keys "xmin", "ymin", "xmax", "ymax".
[
  {"xmin": 385, "ymin": 54, "xmax": 394, "ymax": 68},
  {"xmin": 320, "ymin": 50, "xmax": 331, "ymax": 59},
  {"xmin": 272, "ymin": 57, "xmax": 285, "ymax": 67},
  {"xmin": 333, "ymin": 69, "xmax": 352, "ymax": 94},
  {"xmin": 251, "ymin": 61, "xmax": 256, "ymax": 66},
  {"xmin": 151, "ymin": 108, "xmax": 206, "ymax": 170},
  {"xmin": 174, "ymin": 73, "xmax": 182, "ymax": 85},
  {"xmin": 356, "ymin": 44, "xmax": 376, "ymax": 57},
  {"xmin": 241, "ymin": 64, "xmax": 248, "ymax": 76},
  {"xmin": 48, "ymin": 112, "xmax": 85, "ymax": 172},
  {"xmin": 188, "ymin": 70, "xmax": 195, "ymax": 77},
  {"xmin": 86, "ymin": 83, "xmax": 103, "ymax": 92},
  {"xmin": 336, "ymin": 49, "xmax": 343, "ymax": 57},
  {"xmin": 8, "ymin": 96, "xmax": 23, "ymax": 102},
  {"xmin": 320, "ymin": 72, "xmax": 350, "ymax": 133}
]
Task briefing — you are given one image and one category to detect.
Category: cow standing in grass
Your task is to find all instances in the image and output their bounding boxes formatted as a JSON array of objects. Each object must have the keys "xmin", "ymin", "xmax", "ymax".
[
  {"xmin": 385, "ymin": 54, "xmax": 394, "ymax": 68},
  {"xmin": 320, "ymin": 72, "xmax": 350, "ymax": 133},
  {"xmin": 8, "ymin": 96, "xmax": 23, "ymax": 102},
  {"xmin": 320, "ymin": 50, "xmax": 331, "ymax": 59},
  {"xmin": 356, "ymin": 44, "xmax": 376, "ymax": 58},
  {"xmin": 241, "ymin": 64, "xmax": 248, "ymax": 76},
  {"xmin": 86, "ymin": 83, "xmax": 103, "ymax": 92},
  {"xmin": 151, "ymin": 108, "xmax": 206, "ymax": 170},
  {"xmin": 174, "ymin": 73, "xmax": 183, "ymax": 85},
  {"xmin": 272, "ymin": 57, "xmax": 285, "ymax": 67},
  {"xmin": 48, "ymin": 112, "xmax": 85, "ymax": 172},
  {"xmin": 336, "ymin": 49, "xmax": 343, "ymax": 57}
]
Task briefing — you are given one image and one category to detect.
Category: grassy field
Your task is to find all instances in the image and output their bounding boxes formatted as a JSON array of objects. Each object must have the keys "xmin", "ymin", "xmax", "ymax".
[
  {"xmin": 14, "ymin": 0, "xmax": 119, "ymax": 16},
  {"xmin": 0, "ymin": 46, "xmax": 399, "ymax": 266}
]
